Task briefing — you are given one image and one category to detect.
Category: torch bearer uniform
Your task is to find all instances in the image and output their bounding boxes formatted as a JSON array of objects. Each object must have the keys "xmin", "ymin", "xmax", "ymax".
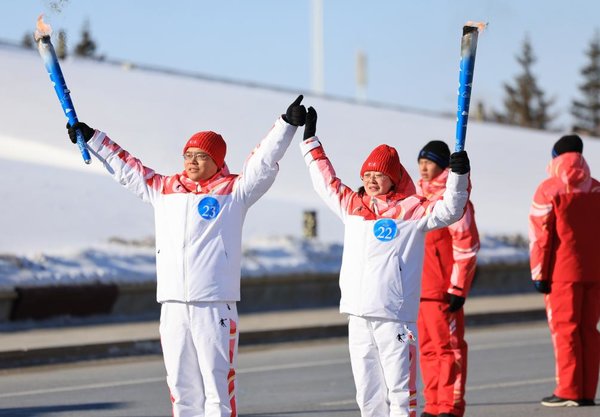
[
  {"xmin": 85, "ymin": 117, "xmax": 297, "ymax": 417},
  {"xmin": 300, "ymin": 137, "xmax": 470, "ymax": 417}
]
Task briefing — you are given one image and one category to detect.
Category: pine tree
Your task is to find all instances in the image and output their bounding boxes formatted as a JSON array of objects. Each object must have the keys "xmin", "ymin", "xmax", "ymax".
[
  {"xmin": 571, "ymin": 32, "xmax": 600, "ymax": 137},
  {"xmin": 21, "ymin": 32, "xmax": 34, "ymax": 49},
  {"xmin": 495, "ymin": 36, "xmax": 555, "ymax": 130},
  {"xmin": 74, "ymin": 19, "xmax": 97, "ymax": 58},
  {"xmin": 56, "ymin": 30, "xmax": 68, "ymax": 60}
]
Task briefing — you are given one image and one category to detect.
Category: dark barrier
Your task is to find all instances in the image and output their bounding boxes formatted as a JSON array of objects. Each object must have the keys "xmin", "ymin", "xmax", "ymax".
[
  {"xmin": 239, "ymin": 273, "xmax": 340, "ymax": 313},
  {"xmin": 2, "ymin": 263, "xmax": 533, "ymax": 322},
  {"xmin": 10, "ymin": 283, "xmax": 119, "ymax": 321}
]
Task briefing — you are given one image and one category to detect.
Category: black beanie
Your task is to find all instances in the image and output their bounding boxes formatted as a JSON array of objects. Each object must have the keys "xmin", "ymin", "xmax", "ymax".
[
  {"xmin": 552, "ymin": 134, "xmax": 583, "ymax": 158},
  {"xmin": 418, "ymin": 140, "xmax": 450, "ymax": 169}
]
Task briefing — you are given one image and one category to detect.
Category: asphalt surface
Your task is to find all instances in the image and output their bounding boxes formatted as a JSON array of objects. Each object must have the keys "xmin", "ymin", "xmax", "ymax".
[{"xmin": 0, "ymin": 321, "xmax": 597, "ymax": 417}]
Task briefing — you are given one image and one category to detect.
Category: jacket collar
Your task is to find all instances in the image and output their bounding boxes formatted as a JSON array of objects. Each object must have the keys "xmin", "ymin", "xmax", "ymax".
[{"xmin": 417, "ymin": 169, "xmax": 449, "ymax": 199}]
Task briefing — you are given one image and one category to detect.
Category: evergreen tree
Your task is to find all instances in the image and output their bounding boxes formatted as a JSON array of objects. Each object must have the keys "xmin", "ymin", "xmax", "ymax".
[
  {"xmin": 495, "ymin": 36, "xmax": 555, "ymax": 130},
  {"xmin": 571, "ymin": 32, "xmax": 600, "ymax": 137},
  {"xmin": 74, "ymin": 19, "xmax": 97, "ymax": 58},
  {"xmin": 21, "ymin": 32, "xmax": 34, "ymax": 49},
  {"xmin": 474, "ymin": 100, "xmax": 487, "ymax": 122},
  {"xmin": 56, "ymin": 30, "xmax": 68, "ymax": 60}
]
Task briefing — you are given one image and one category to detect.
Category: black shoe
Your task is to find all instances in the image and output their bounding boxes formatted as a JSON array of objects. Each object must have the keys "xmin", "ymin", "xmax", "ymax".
[
  {"xmin": 421, "ymin": 413, "xmax": 437, "ymax": 417},
  {"xmin": 578, "ymin": 399, "xmax": 596, "ymax": 406},
  {"xmin": 541, "ymin": 394, "xmax": 579, "ymax": 407}
]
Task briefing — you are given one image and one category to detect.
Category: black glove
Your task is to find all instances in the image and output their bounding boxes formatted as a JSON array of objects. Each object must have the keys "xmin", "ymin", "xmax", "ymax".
[
  {"xmin": 449, "ymin": 151, "xmax": 470, "ymax": 174},
  {"xmin": 448, "ymin": 294, "xmax": 466, "ymax": 312},
  {"xmin": 282, "ymin": 95, "xmax": 306, "ymax": 127},
  {"xmin": 534, "ymin": 280, "xmax": 551, "ymax": 294},
  {"xmin": 66, "ymin": 121, "xmax": 95, "ymax": 144},
  {"xmin": 304, "ymin": 107, "xmax": 317, "ymax": 140}
]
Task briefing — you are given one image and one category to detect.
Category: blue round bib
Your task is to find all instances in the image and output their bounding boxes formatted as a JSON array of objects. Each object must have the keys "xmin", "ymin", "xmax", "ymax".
[
  {"xmin": 373, "ymin": 219, "xmax": 398, "ymax": 242},
  {"xmin": 198, "ymin": 197, "xmax": 220, "ymax": 220}
]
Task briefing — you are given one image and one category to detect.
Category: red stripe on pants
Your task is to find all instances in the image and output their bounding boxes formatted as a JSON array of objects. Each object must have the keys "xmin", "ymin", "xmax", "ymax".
[{"xmin": 229, "ymin": 319, "xmax": 238, "ymax": 417}]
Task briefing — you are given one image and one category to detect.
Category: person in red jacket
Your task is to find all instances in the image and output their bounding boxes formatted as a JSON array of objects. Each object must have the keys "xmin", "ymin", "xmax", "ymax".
[
  {"xmin": 416, "ymin": 141, "xmax": 480, "ymax": 417},
  {"xmin": 529, "ymin": 134, "xmax": 600, "ymax": 407}
]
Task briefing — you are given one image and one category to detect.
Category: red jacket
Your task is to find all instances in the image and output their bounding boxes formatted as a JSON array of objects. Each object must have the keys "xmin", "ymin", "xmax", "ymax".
[
  {"xmin": 418, "ymin": 169, "xmax": 480, "ymax": 300},
  {"xmin": 529, "ymin": 152, "xmax": 600, "ymax": 283}
]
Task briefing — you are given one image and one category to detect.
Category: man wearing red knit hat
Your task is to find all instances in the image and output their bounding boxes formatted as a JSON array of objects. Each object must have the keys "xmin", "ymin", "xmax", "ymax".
[
  {"xmin": 67, "ymin": 96, "xmax": 306, "ymax": 417},
  {"xmin": 300, "ymin": 107, "xmax": 472, "ymax": 417}
]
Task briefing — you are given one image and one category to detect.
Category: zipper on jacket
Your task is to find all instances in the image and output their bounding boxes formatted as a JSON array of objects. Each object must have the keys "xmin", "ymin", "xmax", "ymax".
[
  {"xmin": 183, "ymin": 197, "xmax": 191, "ymax": 302},
  {"xmin": 359, "ymin": 224, "xmax": 369, "ymax": 316},
  {"xmin": 370, "ymin": 197, "xmax": 380, "ymax": 216}
]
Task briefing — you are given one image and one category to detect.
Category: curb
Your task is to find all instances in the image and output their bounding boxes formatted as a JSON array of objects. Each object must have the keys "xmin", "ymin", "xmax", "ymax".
[
  {"xmin": 0, "ymin": 339, "xmax": 162, "ymax": 369},
  {"xmin": 0, "ymin": 308, "xmax": 546, "ymax": 369}
]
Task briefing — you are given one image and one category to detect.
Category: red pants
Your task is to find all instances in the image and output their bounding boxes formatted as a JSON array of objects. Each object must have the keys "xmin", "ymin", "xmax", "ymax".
[
  {"xmin": 418, "ymin": 300, "xmax": 467, "ymax": 417},
  {"xmin": 545, "ymin": 281, "xmax": 600, "ymax": 400}
]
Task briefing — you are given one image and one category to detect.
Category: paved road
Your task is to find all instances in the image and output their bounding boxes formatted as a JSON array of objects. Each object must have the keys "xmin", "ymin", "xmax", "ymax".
[{"xmin": 0, "ymin": 321, "xmax": 597, "ymax": 417}]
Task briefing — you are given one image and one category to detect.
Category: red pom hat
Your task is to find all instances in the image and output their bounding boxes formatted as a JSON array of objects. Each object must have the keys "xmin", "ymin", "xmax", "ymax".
[
  {"xmin": 183, "ymin": 131, "xmax": 227, "ymax": 168},
  {"xmin": 360, "ymin": 144, "xmax": 402, "ymax": 186}
]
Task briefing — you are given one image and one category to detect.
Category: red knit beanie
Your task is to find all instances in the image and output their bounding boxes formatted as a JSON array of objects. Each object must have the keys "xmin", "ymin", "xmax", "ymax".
[
  {"xmin": 360, "ymin": 144, "xmax": 402, "ymax": 186},
  {"xmin": 183, "ymin": 131, "xmax": 227, "ymax": 168}
]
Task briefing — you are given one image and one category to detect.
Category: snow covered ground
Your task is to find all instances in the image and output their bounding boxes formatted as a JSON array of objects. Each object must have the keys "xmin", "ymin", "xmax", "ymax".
[
  {"xmin": 1, "ymin": 44, "xmax": 598, "ymax": 288},
  {"xmin": 0, "ymin": 235, "xmax": 530, "ymax": 289}
]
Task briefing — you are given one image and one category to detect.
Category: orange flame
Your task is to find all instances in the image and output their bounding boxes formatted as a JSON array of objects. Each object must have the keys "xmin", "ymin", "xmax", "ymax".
[
  {"xmin": 34, "ymin": 14, "xmax": 53, "ymax": 41},
  {"xmin": 465, "ymin": 21, "xmax": 487, "ymax": 33}
]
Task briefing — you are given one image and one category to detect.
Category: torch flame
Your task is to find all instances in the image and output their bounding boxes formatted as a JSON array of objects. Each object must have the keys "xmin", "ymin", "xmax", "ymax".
[
  {"xmin": 465, "ymin": 21, "xmax": 487, "ymax": 33},
  {"xmin": 34, "ymin": 14, "xmax": 53, "ymax": 41}
]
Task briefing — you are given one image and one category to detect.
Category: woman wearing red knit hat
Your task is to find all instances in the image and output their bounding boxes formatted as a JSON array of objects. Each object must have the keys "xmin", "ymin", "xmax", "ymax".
[
  {"xmin": 299, "ymin": 107, "xmax": 472, "ymax": 417},
  {"xmin": 66, "ymin": 96, "xmax": 307, "ymax": 417}
]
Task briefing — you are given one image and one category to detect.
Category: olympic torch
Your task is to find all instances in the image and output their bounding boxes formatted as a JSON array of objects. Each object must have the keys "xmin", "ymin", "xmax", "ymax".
[
  {"xmin": 455, "ymin": 22, "xmax": 486, "ymax": 152},
  {"xmin": 34, "ymin": 15, "xmax": 91, "ymax": 164}
]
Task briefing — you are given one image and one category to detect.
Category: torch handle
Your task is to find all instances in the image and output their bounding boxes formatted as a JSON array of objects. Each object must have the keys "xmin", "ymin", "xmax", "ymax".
[
  {"xmin": 455, "ymin": 26, "xmax": 479, "ymax": 152},
  {"xmin": 67, "ymin": 114, "xmax": 93, "ymax": 165},
  {"xmin": 38, "ymin": 36, "xmax": 92, "ymax": 164}
]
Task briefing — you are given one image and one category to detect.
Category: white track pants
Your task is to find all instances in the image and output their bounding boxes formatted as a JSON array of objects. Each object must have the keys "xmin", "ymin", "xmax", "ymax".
[
  {"xmin": 159, "ymin": 301, "xmax": 239, "ymax": 417},
  {"xmin": 348, "ymin": 315, "xmax": 418, "ymax": 417}
]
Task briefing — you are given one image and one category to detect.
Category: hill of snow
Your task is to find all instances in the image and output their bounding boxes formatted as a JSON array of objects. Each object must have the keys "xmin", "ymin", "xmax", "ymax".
[{"xmin": 1, "ymin": 44, "xmax": 598, "ymax": 287}]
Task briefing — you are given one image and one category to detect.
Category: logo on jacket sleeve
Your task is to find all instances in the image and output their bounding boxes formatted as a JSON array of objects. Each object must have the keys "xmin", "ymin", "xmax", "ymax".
[
  {"xmin": 198, "ymin": 197, "xmax": 220, "ymax": 220},
  {"xmin": 373, "ymin": 219, "xmax": 398, "ymax": 242}
]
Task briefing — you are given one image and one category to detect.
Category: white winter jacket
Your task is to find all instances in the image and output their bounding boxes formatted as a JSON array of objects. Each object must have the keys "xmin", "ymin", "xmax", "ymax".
[
  {"xmin": 87, "ymin": 117, "xmax": 297, "ymax": 303},
  {"xmin": 300, "ymin": 137, "xmax": 469, "ymax": 322}
]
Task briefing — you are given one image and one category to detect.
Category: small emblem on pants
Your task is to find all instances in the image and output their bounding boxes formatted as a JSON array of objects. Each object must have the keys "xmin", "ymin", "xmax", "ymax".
[{"xmin": 397, "ymin": 325, "xmax": 416, "ymax": 343}]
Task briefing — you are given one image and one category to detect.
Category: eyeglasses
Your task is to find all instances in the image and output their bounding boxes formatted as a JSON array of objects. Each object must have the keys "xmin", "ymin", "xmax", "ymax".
[
  {"xmin": 362, "ymin": 173, "xmax": 388, "ymax": 182},
  {"xmin": 183, "ymin": 152, "xmax": 212, "ymax": 162}
]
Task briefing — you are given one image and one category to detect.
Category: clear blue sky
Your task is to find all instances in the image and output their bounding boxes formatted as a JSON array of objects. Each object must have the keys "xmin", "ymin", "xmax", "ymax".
[{"xmin": 3, "ymin": 0, "xmax": 599, "ymax": 129}]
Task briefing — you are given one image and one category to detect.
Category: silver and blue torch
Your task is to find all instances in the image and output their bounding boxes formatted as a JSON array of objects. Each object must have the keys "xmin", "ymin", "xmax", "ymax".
[
  {"xmin": 455, "ymin": 23, "xmax": 485, "ymax": 152},
  {"xmin": 35, "ymin": 15, "xmax": 91, "ymax": 164}
]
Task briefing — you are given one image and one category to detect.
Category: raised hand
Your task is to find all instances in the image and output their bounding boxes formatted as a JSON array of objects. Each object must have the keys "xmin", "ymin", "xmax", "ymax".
[
  {"xmin": 304, "ymin": 107, "xmax": 317, "ymax": 140},
  {"xmin": 283, "ymin": 95, "xmax": 307, "ymax": 127},
  {"xmin": 66, "ymin": 121, "xmax": 95, "ymax": 144},
  {"xmin": 449, "ymin": 151, "xmax": 470, "ymax": 174}
]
